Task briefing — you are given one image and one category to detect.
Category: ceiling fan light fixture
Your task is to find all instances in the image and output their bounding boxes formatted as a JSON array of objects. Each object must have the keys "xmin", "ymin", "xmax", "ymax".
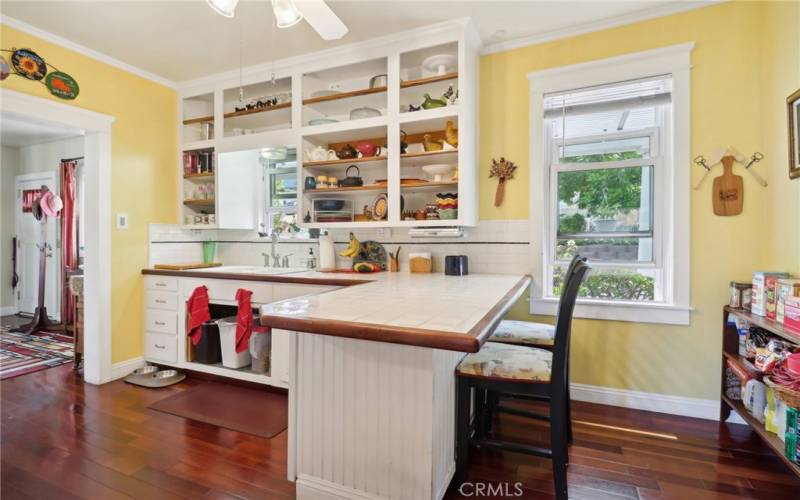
[
  {"xmin": 271, "ymin": 0, "xmax": 303, "ymax": 28},
  {"xmin": 206, "ymin": 0, "xmax": 239, "ymax": 17}
]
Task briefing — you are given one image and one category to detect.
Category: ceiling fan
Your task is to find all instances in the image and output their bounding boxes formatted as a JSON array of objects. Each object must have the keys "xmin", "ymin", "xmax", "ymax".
[{"xmin": 206, "ymin": 0, "xmax": 349, "ymax": 41}]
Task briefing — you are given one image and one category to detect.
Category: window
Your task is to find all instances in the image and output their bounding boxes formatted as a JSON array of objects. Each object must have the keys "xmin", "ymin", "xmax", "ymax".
[
  {"xmin": 528, "ymin": 44, "xmax": 693, "ymax": 325},
  {"xmin": 261, "ymin": 147, "xmax": 307, "ymax": 237}
]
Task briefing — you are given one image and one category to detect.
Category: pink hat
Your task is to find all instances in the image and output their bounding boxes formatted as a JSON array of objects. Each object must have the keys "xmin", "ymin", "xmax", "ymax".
[{"xmin": 39, "ymin": 190, "xmax": 63, "ymax": 218}]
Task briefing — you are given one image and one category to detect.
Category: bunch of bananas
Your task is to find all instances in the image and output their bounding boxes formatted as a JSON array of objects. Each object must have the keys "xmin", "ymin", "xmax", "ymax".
[{"xmin": 339, "ymin": 232, "xmax": 361, "ymax": 258}]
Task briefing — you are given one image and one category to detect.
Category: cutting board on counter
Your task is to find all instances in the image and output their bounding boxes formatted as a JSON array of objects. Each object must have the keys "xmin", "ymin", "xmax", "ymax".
[{"xmin": 154, "ymin": 262, "xmax": 223, "ymax": 270}]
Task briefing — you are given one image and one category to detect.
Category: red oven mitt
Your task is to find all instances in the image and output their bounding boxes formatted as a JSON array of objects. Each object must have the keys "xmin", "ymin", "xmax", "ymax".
[{"xmin": 186, "ymin": 285, "xmax": 210, "ymax": 346}]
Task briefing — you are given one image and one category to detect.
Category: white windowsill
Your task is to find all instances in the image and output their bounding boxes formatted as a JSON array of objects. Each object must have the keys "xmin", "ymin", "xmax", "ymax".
[{"xmin": 530, "ymin": 297, "xmax": 692, "ymax": 326}]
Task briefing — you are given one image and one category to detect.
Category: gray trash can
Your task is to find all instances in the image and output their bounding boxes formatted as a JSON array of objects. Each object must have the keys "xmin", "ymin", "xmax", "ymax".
[{"xmin": 249, "ymin": 330, "xmax": 271, "ymax": 374}]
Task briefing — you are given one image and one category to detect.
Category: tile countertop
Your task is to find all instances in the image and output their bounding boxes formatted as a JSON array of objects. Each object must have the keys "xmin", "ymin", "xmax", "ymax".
[{"xmin": 141, "ymin": 267, "xmax": 531, "ymax": 352}]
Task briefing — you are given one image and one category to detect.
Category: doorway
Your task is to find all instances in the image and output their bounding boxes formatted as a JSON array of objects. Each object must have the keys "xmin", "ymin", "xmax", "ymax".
[{"xmin": 1, "ymin": 89, "xmax": 114, "ymax": 384}]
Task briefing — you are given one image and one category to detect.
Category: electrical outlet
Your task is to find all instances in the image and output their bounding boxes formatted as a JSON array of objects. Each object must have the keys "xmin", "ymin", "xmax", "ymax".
[
  {"xmin": 375, "ymin": 228, "xmax": 391, "ymax": 240},
  {"xmin": 327, "ymin": 82, "xmax": 343, "ymax": 92}
]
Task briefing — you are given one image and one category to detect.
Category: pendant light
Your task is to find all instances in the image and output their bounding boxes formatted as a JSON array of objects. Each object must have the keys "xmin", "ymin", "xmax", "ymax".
[
  {"xmin": 271, "ymin": 0, "xmax": 303, "ymax": 28},
  {"xmin": 206, "ymin": 0, "xmax": 238, "ymax": 18}
]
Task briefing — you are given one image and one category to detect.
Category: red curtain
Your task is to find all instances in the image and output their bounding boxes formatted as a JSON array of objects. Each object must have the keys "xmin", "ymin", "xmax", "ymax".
[{"xmin": 60, "ymin": 160, "xmax": 79, "ymax": 326}]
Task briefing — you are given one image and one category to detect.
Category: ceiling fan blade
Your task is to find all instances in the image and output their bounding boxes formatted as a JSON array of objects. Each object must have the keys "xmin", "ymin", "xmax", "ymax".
[{"xmin": 295, "ymin": 0, "xmax": 349, "ymax": 40}]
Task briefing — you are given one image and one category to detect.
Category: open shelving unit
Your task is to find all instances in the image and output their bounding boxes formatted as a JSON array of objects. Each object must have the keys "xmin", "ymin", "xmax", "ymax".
[
  {"xmin": 721, "ymin": 306, "xmax": 800, "ymax": 477},
  {"xmin": 177, "ymin": 20, "xmax": 478, "ymax": 230}
]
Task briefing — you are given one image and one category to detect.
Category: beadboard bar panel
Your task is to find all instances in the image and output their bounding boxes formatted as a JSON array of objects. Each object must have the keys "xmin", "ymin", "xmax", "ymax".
[{"xmin": 294, "ymin": 333, "xmax": 464, "ymax": 500}]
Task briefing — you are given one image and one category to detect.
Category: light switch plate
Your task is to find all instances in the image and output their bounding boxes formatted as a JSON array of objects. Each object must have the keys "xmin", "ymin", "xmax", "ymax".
[{"xmin": 116, "ymin": 213, "xmax": 129, "ymax": 229}]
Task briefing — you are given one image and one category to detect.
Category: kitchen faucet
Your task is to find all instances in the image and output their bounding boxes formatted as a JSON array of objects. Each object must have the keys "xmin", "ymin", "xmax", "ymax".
[{"xmin": 261, "ymin": 231, "xmax": 290, "ymax": 268}]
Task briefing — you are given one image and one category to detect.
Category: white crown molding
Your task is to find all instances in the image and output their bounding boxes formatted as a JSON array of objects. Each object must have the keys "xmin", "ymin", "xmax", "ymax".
[
  {"xmin": 482, "ymin": 0, "xmax": 722, "ymax": 56},
  {"xmin": 1, "ymin": 15, "xmax": 177, "ymax": 89},
  {"xmin": 177, "ymin": 17, "xmax": 475, "ymax": 90}
]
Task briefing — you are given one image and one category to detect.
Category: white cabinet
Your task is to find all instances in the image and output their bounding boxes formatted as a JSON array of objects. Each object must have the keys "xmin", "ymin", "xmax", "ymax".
[
  {"xmin": 216, "ymin": 149, "xmax": 258, "ymax": 230},
  {"xmin": 271, "ymin": 329, "xmax": 292, "ymax": 384},
  {"xmin": 143, "ymin": 274, "xmax": 335, "ymax": 388}
]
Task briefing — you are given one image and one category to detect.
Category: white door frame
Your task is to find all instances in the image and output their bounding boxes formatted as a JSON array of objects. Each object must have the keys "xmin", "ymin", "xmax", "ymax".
[
  {"xmin": 2, "ymin": 88, "xmax": 115, "ymax": 385},
  {"xmin": 14, "ymin": 170, "xmax": 60, "ymax": 318}
]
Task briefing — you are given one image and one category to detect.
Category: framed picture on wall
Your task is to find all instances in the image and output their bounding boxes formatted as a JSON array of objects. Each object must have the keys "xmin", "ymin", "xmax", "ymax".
[{"xmin": 789, "ymin": 88, "xmax": 800, "ymax": 179}]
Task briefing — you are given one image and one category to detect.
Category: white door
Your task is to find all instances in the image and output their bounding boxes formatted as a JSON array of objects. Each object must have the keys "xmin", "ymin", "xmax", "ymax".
[{"xmin": 15, "ymin": 172, "xmax": 59, "ymax": 319}]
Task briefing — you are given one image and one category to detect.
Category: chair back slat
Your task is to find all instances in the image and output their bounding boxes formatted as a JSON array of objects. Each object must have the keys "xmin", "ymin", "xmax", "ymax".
[{"xmin": 550, "ymin": 260, "xmax": 590, "ymax": 393}]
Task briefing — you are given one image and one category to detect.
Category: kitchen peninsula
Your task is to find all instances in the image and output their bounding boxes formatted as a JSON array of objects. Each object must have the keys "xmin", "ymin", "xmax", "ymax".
[{"xmin": 142, "ymin": 266, "xmax": 529, "ymax": 499}]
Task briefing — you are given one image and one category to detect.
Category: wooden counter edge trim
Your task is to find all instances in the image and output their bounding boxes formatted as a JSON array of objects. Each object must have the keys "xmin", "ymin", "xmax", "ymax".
[
  {"xmin": 467, "ymin": 275, "xmax": 532, "ymax": 347},
  {"xmin": 260, "ymin": 275, "xmax": 532, "ymax": 353},
  {"xmin": 141, "ymin": 269, "xmax": 371, "ymax": 287},
  {"xmin": 261, "ymin": 315, "xmax": 480, "ymax": 352}
]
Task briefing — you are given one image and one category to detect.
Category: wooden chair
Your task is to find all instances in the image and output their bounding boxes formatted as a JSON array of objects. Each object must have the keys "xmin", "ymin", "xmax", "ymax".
[
  {"xmin": 454, "ymin": 260, "xmax": 590, "ymax": 500},
  {"xmin": 489, "ymin": 254, "xmax": 584, "ymax": 349},
  {"xmin": 485, "ymin": 254, "xmax": 586, "ymax": 444}
]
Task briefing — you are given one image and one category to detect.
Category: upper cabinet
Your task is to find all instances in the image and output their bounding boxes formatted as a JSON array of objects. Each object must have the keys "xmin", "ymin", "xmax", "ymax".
[{"xmin": 176, "ymin": 20, "xmax": 479, "ymax": 230}]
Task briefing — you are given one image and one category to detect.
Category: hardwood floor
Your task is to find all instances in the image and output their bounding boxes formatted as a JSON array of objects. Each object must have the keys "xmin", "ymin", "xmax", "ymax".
[{"xmin": 1, "ymin": 364, "xmax": 798, "ymax": 499}]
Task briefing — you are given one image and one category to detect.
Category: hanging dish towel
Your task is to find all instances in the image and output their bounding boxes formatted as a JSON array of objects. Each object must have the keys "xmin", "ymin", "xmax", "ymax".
[
  {"xmin": 186, "ymin": 285, "xmax": 211, "ymax": 345},
  {"xmin": 235, "ymin": 288, "xmax": 268, "ymax": 353}
]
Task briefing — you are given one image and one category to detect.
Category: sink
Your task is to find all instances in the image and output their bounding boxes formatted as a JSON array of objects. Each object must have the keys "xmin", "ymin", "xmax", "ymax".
[{"xmin": 202, "ymin": 265, "xmax": 307, "ymax": 275}]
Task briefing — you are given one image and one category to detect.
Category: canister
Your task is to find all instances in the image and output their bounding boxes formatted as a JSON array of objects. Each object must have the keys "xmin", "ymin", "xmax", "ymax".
[{"xmin": 730, "ymin": 281, "xmax": 753, "ymax": 309}]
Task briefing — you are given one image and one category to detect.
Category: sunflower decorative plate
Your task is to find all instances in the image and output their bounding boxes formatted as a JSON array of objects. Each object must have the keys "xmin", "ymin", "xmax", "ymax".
[
  {"xmin": 370, "ymin": 193, "xmax": 388, "ymax": 220},
  {"xmin": 11, "ymin": 48, "xmax": 47, "ymax": 81}
]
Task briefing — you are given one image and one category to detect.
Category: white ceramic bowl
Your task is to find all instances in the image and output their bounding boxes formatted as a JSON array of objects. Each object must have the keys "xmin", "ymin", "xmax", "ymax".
[{"xmin": 422, "ymin": 164, "xmax": 456, "ymax": 182}]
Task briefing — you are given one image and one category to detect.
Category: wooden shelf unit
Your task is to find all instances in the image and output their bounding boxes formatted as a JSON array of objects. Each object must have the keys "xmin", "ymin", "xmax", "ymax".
[
  {"xmin": 183, "ymin": 199, "xmax": 216, "ymax": 206},
  {"xmin": 303, "ymin": 86, "xmax": 387, "ymax": 105},
  {"xmin": 184, "ymin": 172, "xmax": 215, "ymax": 180},
  {"xmin": 303, "ymin": 155, "xmax": 386, "ymax": 168},
  {"xmin": 400, "ymin": 149, "xmax": 457, "ymax": 160},
  {"xmin": 400, "ymin": 72, "xmax": 458, "ymax": 88},
  {"xmin": 720, "ymin": 306, "xmax": 800, "ymax": 478},
  {"xmin": 307, "ymin": 181, "xmax": 457, "ymax": 194}
]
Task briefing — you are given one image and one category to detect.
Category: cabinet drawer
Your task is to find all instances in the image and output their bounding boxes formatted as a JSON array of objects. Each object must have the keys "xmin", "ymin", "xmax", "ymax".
[
  {"xmin": 204, "ymin": 281, "xmax": 273, "ymax": 304},
  {"xmin": 145, "ymin": 309, "xmax": 177, "ymax": 335},
  {"xmin": 145, "ymin": 291, "xmax": 178, "ymax": 311},
  {"xmin": 144, "ymin": 333, "xmax": 177, "ymax": 363},
  {"xmin": 145, "ymin": 276, "xmax": 178, "ymax": 292}
]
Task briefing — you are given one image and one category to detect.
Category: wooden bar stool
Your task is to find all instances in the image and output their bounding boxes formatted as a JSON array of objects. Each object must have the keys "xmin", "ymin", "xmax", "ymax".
[{"xmin": 454, "ymin": 260, "xmax": 590, "ymax": 500}]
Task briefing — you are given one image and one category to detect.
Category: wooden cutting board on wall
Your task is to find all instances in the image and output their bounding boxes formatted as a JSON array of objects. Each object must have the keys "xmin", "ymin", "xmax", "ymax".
[
  {"xmin": 153, "ymin": 263, "xmax": 222, "ymax": 270},
  {"xmin": 712, "ymin": 156, "xmax": 744, "ymax": 216}
]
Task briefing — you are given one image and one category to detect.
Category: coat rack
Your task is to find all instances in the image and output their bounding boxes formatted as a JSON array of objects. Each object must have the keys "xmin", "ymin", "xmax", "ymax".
[{"xmin": 693, "ymin": 147, "xmax": 765, "ymax": 216}]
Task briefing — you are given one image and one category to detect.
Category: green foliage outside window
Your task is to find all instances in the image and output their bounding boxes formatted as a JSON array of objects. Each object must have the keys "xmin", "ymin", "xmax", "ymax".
[{"xmin": 558, "ymin": 151, "xmax": 644, "ymax": 219}]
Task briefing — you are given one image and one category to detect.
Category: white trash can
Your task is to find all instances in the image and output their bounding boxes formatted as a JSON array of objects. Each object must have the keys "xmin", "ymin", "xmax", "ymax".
[{"xmin": 217, "ymin": 317, "xmax": 252, "ymax": 369}]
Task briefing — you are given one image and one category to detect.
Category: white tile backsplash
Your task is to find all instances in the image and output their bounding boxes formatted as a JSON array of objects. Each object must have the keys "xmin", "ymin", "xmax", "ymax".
[{"xmin": 148, "ymin": 220, "xmax": 531, "ymax": 275}]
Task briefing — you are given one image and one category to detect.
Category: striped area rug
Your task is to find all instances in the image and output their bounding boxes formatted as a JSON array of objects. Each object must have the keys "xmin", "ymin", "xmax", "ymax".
[{"xmin": 0, "ymin": 324, "xmax": 74, "ymax": 380}]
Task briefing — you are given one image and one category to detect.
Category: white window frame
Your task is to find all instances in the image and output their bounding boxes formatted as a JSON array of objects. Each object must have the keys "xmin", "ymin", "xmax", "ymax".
[{"xmin": 527, "ymin": 43, "xmax": 694, "ymax": 325}]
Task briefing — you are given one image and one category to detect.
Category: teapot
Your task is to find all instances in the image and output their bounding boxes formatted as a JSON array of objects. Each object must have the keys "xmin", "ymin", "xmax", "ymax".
[
  {"xmin": 354, "ymin": 141, "xmax": 382, "ymax": 158},
  {"xmin": 335, "ymin": 144, "xmax": 359, "ymax": 160},
  {"xmin": 307, "ymin": 146, "xmax": 337, "ymax": 162}
]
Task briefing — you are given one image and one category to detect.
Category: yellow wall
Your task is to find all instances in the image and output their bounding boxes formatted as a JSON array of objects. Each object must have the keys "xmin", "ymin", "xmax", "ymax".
[
  {"xmin": 482, "ymin": 1, "xmax": 800, "ymax": 399},
  {"xmin": 1, "ymin": 25, "xmax": 178, "ymax": 363}
]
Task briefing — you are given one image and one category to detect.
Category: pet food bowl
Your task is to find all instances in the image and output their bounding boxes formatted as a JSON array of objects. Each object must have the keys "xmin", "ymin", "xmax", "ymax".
[
  {"xmin": 124, "ymin": 367, "xmax": 186, "ymax": 388},
  {"xmin": 131, "ymin": 365, "xmax": 159, "ymax": 376}
]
